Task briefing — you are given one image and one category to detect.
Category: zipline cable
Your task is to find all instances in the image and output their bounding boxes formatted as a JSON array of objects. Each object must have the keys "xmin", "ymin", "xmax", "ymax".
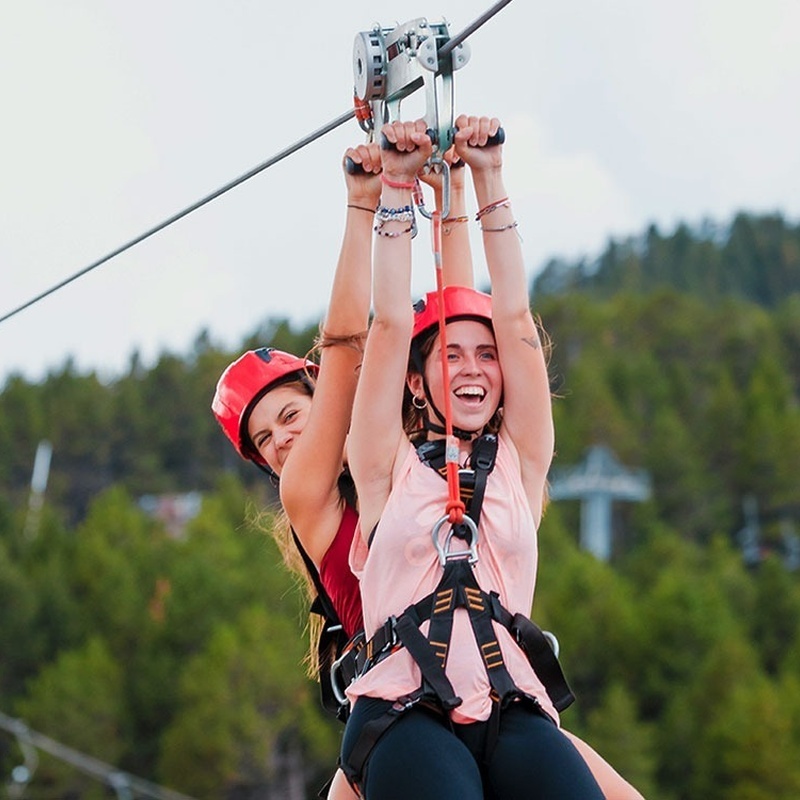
[
  {"xmin": 0, "ymin": 0, "xmax": 514, "ymax": 327},
  {"xmin": 439, "ymin": 0, "xmax": 512, "ymax": 58},
  {"xmin": 0, "ymin": 109, "xmax": 355, "ymax": 326}
]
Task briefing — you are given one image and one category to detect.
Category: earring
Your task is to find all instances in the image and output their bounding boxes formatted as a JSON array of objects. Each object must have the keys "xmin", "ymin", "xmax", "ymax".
[{"xmin": 412, "ymin": 395, "xmax": 428, "ymax": 410}]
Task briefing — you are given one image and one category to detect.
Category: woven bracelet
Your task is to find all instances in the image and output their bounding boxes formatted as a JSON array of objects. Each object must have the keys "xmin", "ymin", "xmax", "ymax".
[{"xmin": 475, "ymin": 197, "xmax": 511, "ymax": 221}]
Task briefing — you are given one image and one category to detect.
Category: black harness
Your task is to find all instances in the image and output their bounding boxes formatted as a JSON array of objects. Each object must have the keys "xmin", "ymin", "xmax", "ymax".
[
  {"xmin": 336, "ymin": 435, "xmax": 574, "ymax": 787},
  {"xmin": 293, "ymin": 471, "xmax": 358, "ymax": 719}
]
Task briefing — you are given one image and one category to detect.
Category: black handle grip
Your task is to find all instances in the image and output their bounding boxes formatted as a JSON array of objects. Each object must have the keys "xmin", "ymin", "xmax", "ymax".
[
  {"xmin": 380, "ymin": 127, "xmax": 505, "ymax": 152},
  {"xmin": 344, "ymin": 156, "xmax": 364, "ymax": 175},
  {"xmin": 485, "ymin": 127, "xmax": 505, "ymax": 146},
  {"xmin": 379, "ymin": 131, "xmax": 437, "ymax": 151}
]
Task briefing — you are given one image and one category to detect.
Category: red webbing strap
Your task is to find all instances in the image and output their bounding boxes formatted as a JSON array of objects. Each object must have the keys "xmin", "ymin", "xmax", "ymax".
[
  {"xmin": 431, "ymin": 209, "xmax": 465, "ymax": 525},
  {"xmin": 353, "ymin": 94, "xmax": 373, "ymax": 132}
]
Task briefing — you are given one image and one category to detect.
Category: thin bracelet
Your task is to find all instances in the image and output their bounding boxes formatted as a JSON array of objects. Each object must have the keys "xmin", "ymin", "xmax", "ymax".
[
  {"xmin": 475, "ymin": 197, "xmax": 510, "ymax": 221},
  {"xmin": 347, "ymin": 203, "xmax": 376, "ymax": 214},
  {"xmin": 315, "ymin": 328, "xmax": 369, "ymax": 353},
  {"xmin": 442, "ymin": 215, "xmax": 469, "ymax": 235},
  {"xmin": 380, "ymin": 174, "xmax": 416, "ymax": 190},
  {"xmin": 480, "ymin": 221, "xmax": 518, "ymax": 232}
]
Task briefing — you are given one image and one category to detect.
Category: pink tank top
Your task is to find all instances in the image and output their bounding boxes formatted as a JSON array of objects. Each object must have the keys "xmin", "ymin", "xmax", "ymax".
[{"xmin": 347, "ymin": 433, "xmax": 559, "ymax": 725}]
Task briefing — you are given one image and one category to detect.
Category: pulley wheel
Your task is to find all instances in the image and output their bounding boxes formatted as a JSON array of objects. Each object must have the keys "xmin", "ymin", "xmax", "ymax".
[{"xmin": 353, "ymin": 30, "xmax": 386, "ymax": 102}]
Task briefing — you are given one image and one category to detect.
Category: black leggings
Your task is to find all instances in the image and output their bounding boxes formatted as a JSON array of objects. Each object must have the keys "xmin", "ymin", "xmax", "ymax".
[{"xmin": 341, "ymin": 697, "xmax": 605, "ymax": 800}]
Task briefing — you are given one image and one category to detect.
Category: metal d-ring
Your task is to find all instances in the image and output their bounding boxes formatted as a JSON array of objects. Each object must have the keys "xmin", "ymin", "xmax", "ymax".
[
  {"xmin": 543, "ymin": 630, "xmax": 560, "ymax": 659},
  {"xmin": 432, "ymin": 513, "xmax": 479, "ymax": 567}
]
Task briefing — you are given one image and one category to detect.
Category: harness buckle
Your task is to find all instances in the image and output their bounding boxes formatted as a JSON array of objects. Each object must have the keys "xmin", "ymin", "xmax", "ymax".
[
  {"xmin": 330, "ymin": 630, "xmax": 367, "ymax": 709},
  {"xmin": 392, "ymin": 693, "xmax": 422, "ymax": 713},
  {"xmin": 432, "ymin": 513, "xmax": 479, "ymax": 567},
  {"xmin": 352, "ymin": 617, "xmax": 399, "ymax": 683},
  {"xmin": 330, "ymin": 650, "xmax": 351, "ymax": 709},
  {"xmin": 474, "ymin": 440, "xmax": 496, "ymax": 470}
]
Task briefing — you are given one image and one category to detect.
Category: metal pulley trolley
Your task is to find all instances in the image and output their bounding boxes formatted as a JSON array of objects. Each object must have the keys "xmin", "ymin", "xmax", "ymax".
[
  {"xmin": 351, "ymin": 16, "xmax": 471, "ymax": 217},
  {"xmin": 353, "ymin": 17, "xmax": 470, "ymax": 150}
]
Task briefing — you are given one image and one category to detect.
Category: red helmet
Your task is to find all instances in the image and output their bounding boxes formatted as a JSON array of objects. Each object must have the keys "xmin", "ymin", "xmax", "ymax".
[
  {"xmin": 211, "ymin": 347, "xmax": 318, "ymax": 465},
  {"xmin": 412, "ymin": 285, "xmax": 493, "ymax": 349},
  {"xmin": 409, "ymin": 286, "xmax": 497, "ymax": 438}
]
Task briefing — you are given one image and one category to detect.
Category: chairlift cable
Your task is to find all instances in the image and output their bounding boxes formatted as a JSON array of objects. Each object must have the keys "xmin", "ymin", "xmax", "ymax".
[{"xmin": 0, "ymin": 710, "xmax": 197, "ymax": 800}]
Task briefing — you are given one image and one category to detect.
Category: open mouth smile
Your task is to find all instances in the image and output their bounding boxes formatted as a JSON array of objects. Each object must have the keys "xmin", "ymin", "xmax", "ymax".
[{"xmin": 453, "ymin": 385, "xmax": 487, "ymax": 405}]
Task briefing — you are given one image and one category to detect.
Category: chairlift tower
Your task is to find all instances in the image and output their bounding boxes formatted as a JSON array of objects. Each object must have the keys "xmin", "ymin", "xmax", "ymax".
[
  {"xmin": 737, "ymin": 494, "xmax": 762, "ymax": 567},
  {"xmin": 737, "ymin": 494, "xmax": 800, "ymax": 571},
  {"xmin": 23, "ymin": 440, "xmax": 52, "ymax": 540},
  {"xmin": 549, "ymin": 445, "xmax": 651, "ymax": 561}
]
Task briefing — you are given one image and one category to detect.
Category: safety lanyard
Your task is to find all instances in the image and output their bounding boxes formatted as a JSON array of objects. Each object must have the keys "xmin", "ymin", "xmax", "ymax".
[{"xmin": 428, "ymin": 205, "xmax": 466, "ymax": 526}]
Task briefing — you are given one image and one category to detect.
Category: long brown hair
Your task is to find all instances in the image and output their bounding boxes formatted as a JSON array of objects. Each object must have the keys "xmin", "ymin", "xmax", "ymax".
[{"xmin": 255, "ymin": 505, "xmax": 326, "ymax": 677}]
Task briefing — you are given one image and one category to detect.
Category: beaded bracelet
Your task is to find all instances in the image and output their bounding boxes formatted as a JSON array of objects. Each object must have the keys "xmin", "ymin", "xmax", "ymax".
[
  {"xmin": 374, "ymin": 223, "xmax": 415, "ymax": 238},
  {"xmin": 475, "ymin": 197, "xmax": 510, "ymax": 221},
  {"xmin": 375, "ymin": 204, "xmax": 414, "ymax": 223}
]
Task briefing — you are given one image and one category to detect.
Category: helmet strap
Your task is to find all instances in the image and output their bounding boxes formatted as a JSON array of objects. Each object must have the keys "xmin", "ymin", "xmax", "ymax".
[{"xmin": 253, "ymin": 460, "xmax": 280, "ymax": 488}]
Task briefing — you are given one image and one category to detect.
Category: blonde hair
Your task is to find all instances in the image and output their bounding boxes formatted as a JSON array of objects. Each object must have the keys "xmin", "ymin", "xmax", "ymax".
[
  {"xmin": 251, "ymin": 504, "xmax": 325, "ymax": 678},
  {"xmin": 246, "ymin": 336, "xmax": 365, "ymax": 680}
]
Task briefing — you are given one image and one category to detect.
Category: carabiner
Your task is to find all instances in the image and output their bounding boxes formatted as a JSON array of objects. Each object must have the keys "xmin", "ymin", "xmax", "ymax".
[
  {"xmin": 432, "ymin": 513, "xmax": 479, "ymax": 567},
  {"xmin": 416, "ymin": 158, "xmax": 450, "ymax": 220}
]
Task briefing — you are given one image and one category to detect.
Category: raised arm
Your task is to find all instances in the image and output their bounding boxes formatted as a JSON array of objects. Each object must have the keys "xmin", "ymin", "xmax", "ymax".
[
  {"xmin": 454, "ymin": 115, "xmax": 554, "ymax": 523},
  {"xmin": 349, "ymin": 121, "xmax": 433, "ymax": 538},
  {"xmin": 280, "ymin": 143, "xmax": 381, "ymax": 564}
]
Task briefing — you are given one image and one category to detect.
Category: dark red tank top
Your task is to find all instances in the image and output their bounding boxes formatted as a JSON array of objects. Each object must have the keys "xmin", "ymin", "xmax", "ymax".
[{"xmin": 318, "ymin": 502, "xmax": 363, "ymax": 638}]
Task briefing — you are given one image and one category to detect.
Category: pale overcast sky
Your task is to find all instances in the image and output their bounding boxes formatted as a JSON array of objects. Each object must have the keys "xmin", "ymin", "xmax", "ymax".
[{"xmin": 1, "ymin": 0, "xmax": 798, "ymax": 383}]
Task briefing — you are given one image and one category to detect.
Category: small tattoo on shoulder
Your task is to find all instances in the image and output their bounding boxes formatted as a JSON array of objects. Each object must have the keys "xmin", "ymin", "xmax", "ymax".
[{"xmin": 522, "ymin": 336, "xmax": 541, "ymax": 350}]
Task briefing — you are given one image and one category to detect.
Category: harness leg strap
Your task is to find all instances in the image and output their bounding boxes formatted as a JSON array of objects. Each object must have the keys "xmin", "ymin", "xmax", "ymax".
[
  {"xmin": 509, "ymin": 611, "xmax": 575, "ymax": 712},
  {"xmin": 340, "ymin": 692, "xmax": 431, "ymax": 788},
  {"xmin": 393, "ymin": 611, "xmax": 462, "ymax": 710}
]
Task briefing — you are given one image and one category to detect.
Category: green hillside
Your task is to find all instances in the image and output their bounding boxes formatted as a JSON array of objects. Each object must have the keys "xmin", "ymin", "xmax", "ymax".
[{"xmin": 1, "ymin": 212, "xmax": 799, "ymax": 798}]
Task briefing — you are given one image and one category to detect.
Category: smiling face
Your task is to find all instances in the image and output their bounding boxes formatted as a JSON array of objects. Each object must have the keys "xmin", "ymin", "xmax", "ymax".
[
  {"xmin": 407, "ymin": 319, "xmax": 502, "ymax": 436},
  {"xmin": 246, "ymin": 383, "xmax": 313, "ymax": 475}
]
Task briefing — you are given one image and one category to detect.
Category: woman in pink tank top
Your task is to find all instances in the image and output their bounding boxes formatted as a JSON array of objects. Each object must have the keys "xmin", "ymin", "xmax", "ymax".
[{"xmin": 342, "ymin": 116, "xmax": 639, "ymax": 799}]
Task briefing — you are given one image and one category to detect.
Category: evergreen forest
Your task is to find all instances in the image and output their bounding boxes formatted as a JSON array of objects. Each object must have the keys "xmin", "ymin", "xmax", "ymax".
[{"xmin": 1, "ymin": 211, "xmax": 800, "ymax": 799}]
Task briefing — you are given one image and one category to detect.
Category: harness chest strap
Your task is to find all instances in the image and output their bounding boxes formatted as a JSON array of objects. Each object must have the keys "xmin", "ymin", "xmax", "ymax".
[
  {"xmin": 333, "ymin": 588, "xmax": 573, "ymax": 708},
  {"xmin": 332, "ymin": 435, "xmax": 574, "ymax": 712},
  {"xmin": 334, "ymin": 559, "xmax": 574, "ymax": 712}
]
